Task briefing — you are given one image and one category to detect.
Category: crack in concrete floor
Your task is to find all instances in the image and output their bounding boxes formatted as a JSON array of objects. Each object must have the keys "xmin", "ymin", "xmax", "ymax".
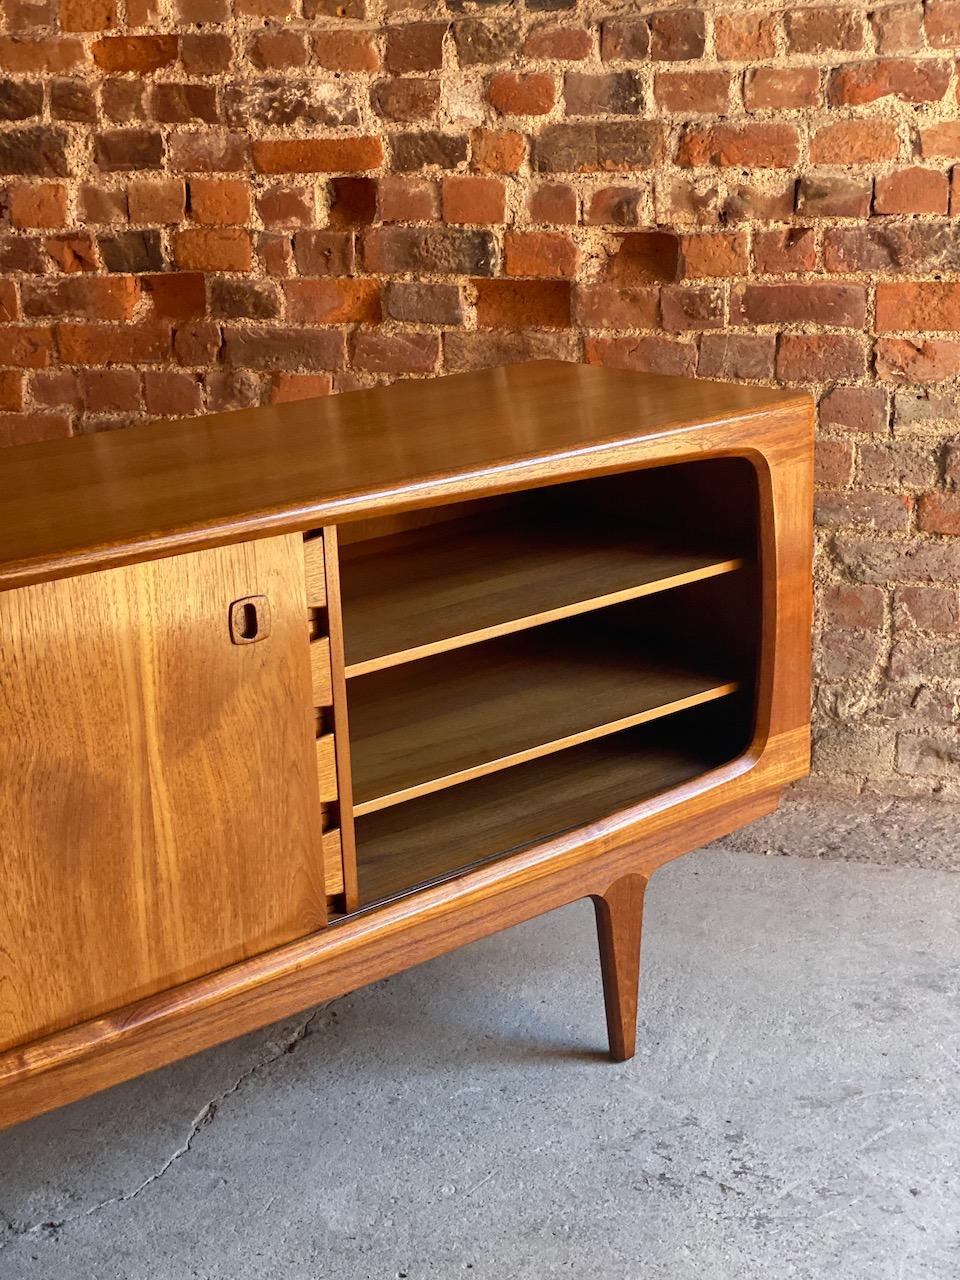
[{"xmin": 0, "ymin": 1004, "xmax": 332, "ymax": 1252}]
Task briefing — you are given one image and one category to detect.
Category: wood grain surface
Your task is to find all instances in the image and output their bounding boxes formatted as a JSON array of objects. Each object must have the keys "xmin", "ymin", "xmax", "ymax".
[
  {"xmin": 0, "ymin": 535, "xmax": 325, "ymax": 1053},
  {"xmin": 0, "ymin": 361, "xmax": 807, "ymax": 592}
]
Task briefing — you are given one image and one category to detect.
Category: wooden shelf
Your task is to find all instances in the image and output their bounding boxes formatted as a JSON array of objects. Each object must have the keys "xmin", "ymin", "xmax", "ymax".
[
  {"xmin": 340, "ymin": 518, "xmax": 743, "ymax": 677},
  {"xmin": 354, "ymin": 727, "xmax": 730, "ymax": 909},
  {"xmin": 348, "ymin": 618, "xmax": 739, "ymax": 816}
]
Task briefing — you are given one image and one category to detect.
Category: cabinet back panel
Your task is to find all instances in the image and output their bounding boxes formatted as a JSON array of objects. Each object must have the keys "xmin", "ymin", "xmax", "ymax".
[{"xmin": 0, "ymin": 534, "xmax": 325, "ymax": 1052}]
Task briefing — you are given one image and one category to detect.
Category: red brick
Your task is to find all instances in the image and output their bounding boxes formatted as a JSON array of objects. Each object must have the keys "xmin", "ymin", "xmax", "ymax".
[
  {"xmin": 127, "ymin": 179, "xmax": 184, "ymax": 225},
  {"xmin": 257, "ymin": 187, "xmax": 314, "ymax": 229},
  {"xmin": 754, "ymin": 228, "xmax": 816, "ymax": 276},
  {"xmin": 293, "ymin": 231, "xmax": 355, "ymax": 276},
  {"xmin": 786, "ymin": 7, "xmax": 865, "ymax": 51},
  {"xmin": 270, "ymin": 373, "xmax": 333, "ymax": 404},
  {"xmin": 312, "ymin": 31, "xmax": 380, "ymax": 73},
  {"xmin": 372, "ymin": 78, "xmax": 441, "ymax": 123},
  {"xmin": 585, "ymin": 187, "xmax": 643, "ymax": 227},
  {"xmin": 796, "ymin": 174, "xmax": 872, "ymax": 218},
  {"xmin": 599, "ymin": 19, "xmax": 649, "ymax": 61},
  {"xmin": 920, "ymin": 122, "xmax": 960, "ymax": 157},
  {"xmin": 148, "ymin": 83, "xmax": 218, "ymax": 126},
  {"xmin": 351, "ymin": 330, "xmax": 439, "ymax": 375},
  {"xmin": 100, "ymin": 79, "xmax": 145, "ymax": 124},
  {"xmin": 31, "ymin": 371, "xmax": 80, "ymax": 412},
  {"xmin": 143, "ymin": 370, "xmax": 201, "ymax": 417},
  {"xmin": 528, "ymin": 183, "xmax": 577, "ymax": 224},
  {"xmin": 258, "ymin": 234, "xmax": 293, "ymax": 278},
  {"xmin": 209, "ymin": 279, "xmax": 281, "ymax": 321},
  {"xmin": 734, "ymin": 283, "xmax": 867, "ymax": 328},
  {"xmin": 824, "ymin": 584, "xmax": 885, "ymax": 630},
  {"xmin": 698, "ymin": 333, "xmax": 776, "ymax": 381},
  {"xmin": 363, "ymin": 227, "xmax": 494, "ymax": 276},
  {"xmin": 876, "ymin": 338, "xmax": 960, "ymax": 382},
  {"xmin": 820, "ymin": 386, "xmax": 888, "ymax": 435},
  {"xmin": 385, "ymin": 282, "xmax": 463, "ymax": 325},
  {"xmin": 248, "ymin": 30, "xmax": 307, "ymax": 70},
  {"xmin": 714, "ymin": 12, "xmax": 776, "ymax": 60},
  {"xmin": 876, "ymin": 282, "xmax": 960, "ymax": 331},
  {"xmin": 817, "ymin": 491, "xmax": 913, "ymax": 532},
  {"xmin": 283, "ymin": 278, "xmax": 381, "ymax": 325},
  {"xmin": 45, "ymin": 234, "xmax": 98, "ymax": 273},
  {"xmin": 586, "ymin": 335, "xmax": 698, "ymax": 377},
  {"xmin": 872, "ymin": 4, "xmax": 924, "ymax": 52},
  {"xmin": 875, "ymin": 167, "xmax": 949, "ymax": 214},
  {"xmin": 535, "ymin": 122, "xmax": 663, "ymax": 173},
  {"xmin": 654, "ymin": 71, "xmax": 730, "ymax": 114},
  {"xmin": 523, "ymin": 25, "xmax": 592, "ymax": 60},
  {"xmin": 810, "ymin": 120, "xmax": 901, "ymax": 164},
  {"xmin": 565, "ymin": 71, "xmax": 642, "ymax": 115},
  {"xmin": 0, "ymin": 411, "xmax": 71, "ymax": 445},
  {"xmin": 173, "ymin": 319, "xmax": 221, "ymax": 365},
  {"xmin": 95, "ymin": 129, "xmax": 163, "ymax": 173},
  {"xmin": 777, "ymin": 335, "xmax": 867, "ymax": 382},
  {"xmin": 58, "ymin": 321, "xmax": 169, "ymax": 365},
  {"xmin": 681, "ymin": 232, "xmax": 748, "ymax": 279},
  {"xmin": 180, "ymin": 33, "xmax": 233, "ymax": 75},
  {"xmin": 23, "ymin": 275, "xmax": 138, "ymax": 321},
  {"xmin": 140, "ymin": 273, "xmax": 206, "ymax": 321},
  {"xmin": 170, "ymin": 131, "xmax": 248, "ymax": 172},
  {"xmin": 471, "ymin": 129, "xmax": 526, "ymax": 174},
  {"xmin": 454, "ymin": 19, "xmax": 516, "ymax": 67},
  {"xmin": 859, "ymin": 442, "xmax": 937, "ymax": 488},
  {"xmin": 0, "ymin": 37, "xmax": 84, "ymax": 73},
  {"xmin": 442, "ymin": 176, "xmax": 505, "ymax": 225},
  {"xmin": 79, "ymin": 184, "xmax": 126, "ymax": 225},
  {"xmin": 172, "ymin": 227, "xmax": 252, "ymax": 271},
  {"xmin": 189, "ymin": 178, "xmax": 251, "ymax": 226},
  {"xmin": 8, "ymin": 183, "xmax": 68, "ymax": 229},
  {"xmin": 177, "ymin": 0, "xmax": 228, "ymax": 24},
  {"xmin": 649, "ymin": 10, "xmax": 705, "ymax": 60},
  {"xmin": 59, "ymin": 0, "xmax": 116, "ymax": 30},
  {"xmin": 0, "ymin": 280, "xmax": 18, "ymax": 326},
  {"xmin": 379, "ymin": 176, "xmax": 439, "ymax": 222},
  {"xmin": 678, "ymin": 123, "xmax": 800, "ymax": 168},
  {"xmin": 0, "ymin": 370, "xmax": 24, "ymax": 411},
  {"xmin": 474, "ymin": 279, "xmax": 571, "ymax": 329},
  {"xmin": 829, "ymin": 58, "xmax": 952, "ymax": 105},
  {"xmin": 573, "ymin": 283, "xmax": 658, "ymax": 330},
  {"xmin": 233, "ymin": 0, "xmax": 292, "ymax": 16},
  {"xmin": 894, "ymin": 585, "xmax": 960, "ymax": 632},
  {"xmin": 487, "ymin": 72, "xmax": 556, "ymax": 116},
  {"xmin": 918, "ymin": 492, "xmax": 960, "ymax": 534},
  {"xmin": 925, "ymin": 0, "xmax": 960, "ymax": 46},
  {"xmin": 252, "ymin": 137, "xmax": 382, "ymax": 174},
  {"xmin": 504, "ymin": 231, "xmax": 578, "ymax": 278},
  {"xmin": 222, "ymin": 326, "xmax": 345, "ymax": 372},
  {"xmin": 91, "ymin": 34, "xmax": 177, "ymax": 73},
  {"xmin": 393, "ymin": 131, "xmax": 469, "ymax": 174},
  {"xmin": 815, "ymin": 437, "xmax": 856, "ymax": 487},
  {"xmin": 744, "ymin": 66, "xmax": 821, "ymax": 110},
  {"xmin": 385, "ymin": 22, "xmax": 446, "ymax": 73},
  {"xmin": 661, "ymin": 285, "xmax": 724, "ymax": 332}
]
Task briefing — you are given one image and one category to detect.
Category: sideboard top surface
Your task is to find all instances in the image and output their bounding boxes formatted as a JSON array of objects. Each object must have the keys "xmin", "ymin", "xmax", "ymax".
[{"xmin": 0, "ymin": 360, "xmax": 807, "ymax": 591}]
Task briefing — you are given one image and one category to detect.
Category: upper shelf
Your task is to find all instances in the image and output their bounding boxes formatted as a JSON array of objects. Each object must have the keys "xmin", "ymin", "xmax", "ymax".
[
  {"xmin": 0, "ymin": 361, "xmax": 809, "ymax": 592},
  {"xmin": 340, "ymin": 518, "xmax": 743, "ymax": 677}
]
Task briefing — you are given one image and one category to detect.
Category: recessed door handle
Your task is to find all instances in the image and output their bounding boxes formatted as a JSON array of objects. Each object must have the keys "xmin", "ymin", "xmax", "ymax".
[{"xmin": 229, "ymin": 595, "xmax": 272, "ymax": 644}]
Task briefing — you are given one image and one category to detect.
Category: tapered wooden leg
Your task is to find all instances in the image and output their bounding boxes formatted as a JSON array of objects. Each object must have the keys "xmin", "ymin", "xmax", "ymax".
[{"xmin": 591, "ymin": 874, "xmax": 647, "ymax": 1062}]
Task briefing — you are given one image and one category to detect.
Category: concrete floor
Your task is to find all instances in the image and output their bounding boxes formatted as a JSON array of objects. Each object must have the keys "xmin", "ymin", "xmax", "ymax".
[{"xmin": 1, "ymin": 847, "xmax": 958, "ymax": 1280}]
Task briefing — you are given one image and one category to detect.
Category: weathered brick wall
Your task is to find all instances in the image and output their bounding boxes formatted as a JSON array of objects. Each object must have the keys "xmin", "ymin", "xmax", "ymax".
[{"xmin": 0, "ymin": 0, "xmax": 958, "ymax": 795}]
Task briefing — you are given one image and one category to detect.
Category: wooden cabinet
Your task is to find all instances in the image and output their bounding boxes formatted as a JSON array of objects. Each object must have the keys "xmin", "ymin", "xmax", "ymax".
[{"xmin": 0, "ymin": 361, "xmax": 813, "ymax": 1129}]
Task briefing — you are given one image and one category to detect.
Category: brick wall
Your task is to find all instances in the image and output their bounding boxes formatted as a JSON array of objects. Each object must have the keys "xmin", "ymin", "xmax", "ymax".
[{"xmin": 0, "ymin": 0, "xmax": 958, "ymax": 796}]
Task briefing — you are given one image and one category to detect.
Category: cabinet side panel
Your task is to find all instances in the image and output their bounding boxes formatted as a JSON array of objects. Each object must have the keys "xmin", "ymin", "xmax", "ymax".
[{"xmin": 0, "ymin": 534, "xmax": 326, "ymax": 1053}]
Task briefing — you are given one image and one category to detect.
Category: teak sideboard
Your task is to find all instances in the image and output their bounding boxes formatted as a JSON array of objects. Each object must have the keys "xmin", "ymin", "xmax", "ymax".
[{"xmin": 0, "ymin": 361, "xmax": 813, "ymax": 1130}]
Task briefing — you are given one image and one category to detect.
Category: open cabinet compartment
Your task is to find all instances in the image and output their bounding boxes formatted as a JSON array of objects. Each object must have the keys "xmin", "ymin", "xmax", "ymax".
[{"xmin": 333, "ymin": 456, "xmax": 763, "ymax": 913}]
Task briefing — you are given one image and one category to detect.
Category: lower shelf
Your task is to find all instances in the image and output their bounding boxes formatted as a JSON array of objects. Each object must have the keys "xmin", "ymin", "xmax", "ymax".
[{"xmin": 353, "ymin": 707, "xmax": 745, "ymax": 909}]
